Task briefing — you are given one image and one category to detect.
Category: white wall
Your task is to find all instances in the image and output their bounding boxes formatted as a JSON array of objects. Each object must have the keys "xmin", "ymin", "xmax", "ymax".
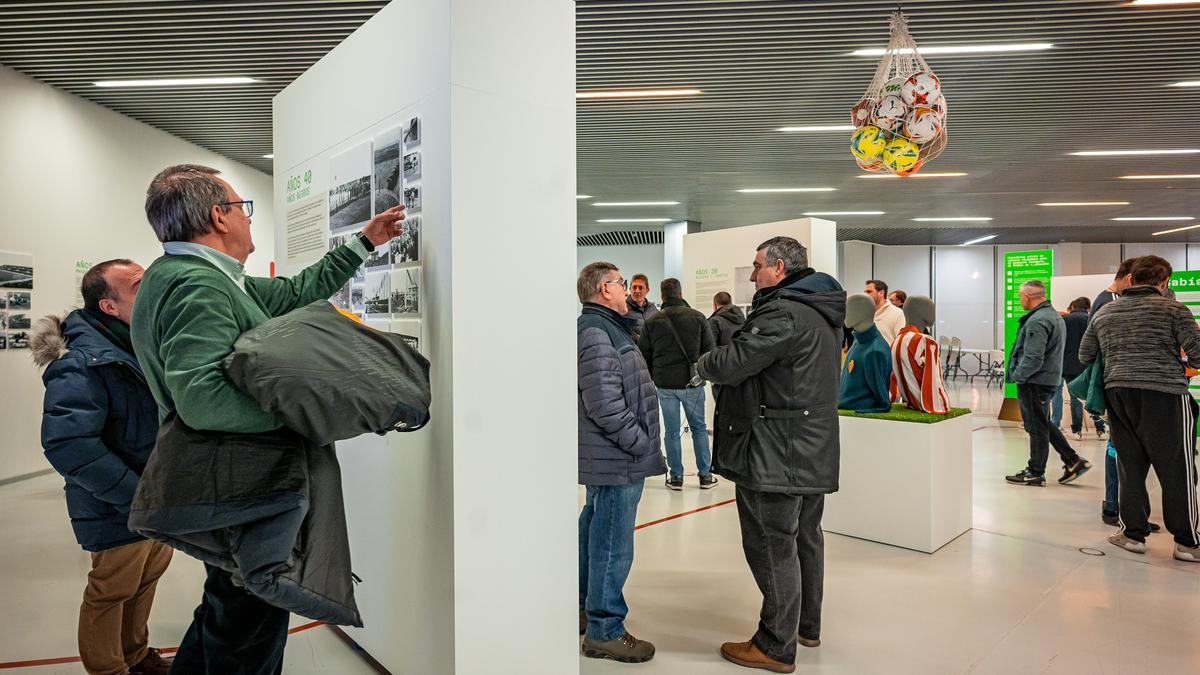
[
  {"xmin": 0, "ymin": 65, "xmax": 274, "ymax": 481},
  {"xmin": 932, "ymin": 246, "xmax": 994, "ymax": 350},
  {"xmin": 872, "ymin": 245, "xmax": 932, "ymax": 297},
  {"xmin": 274, "ymin": 1, "xmax": 576, "ymax": 672},
  {"xmin": 577, "ymin": 244, "xmax": 664, "ymax": 304},
  {"xmin": 840, "ymin": 240, "xmax": 873, "ymax": 290}
]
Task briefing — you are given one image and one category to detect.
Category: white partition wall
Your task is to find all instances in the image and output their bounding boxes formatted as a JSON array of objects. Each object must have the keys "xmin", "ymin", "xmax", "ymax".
[
  {"xmin": 680, "ymin": 218, "xmax": 837, "ymax": 308},
  {"xmin": 873, "ymin": 245, "xmax": 932, "ymax": 297},
  {"xmin": 272, "ymin": 1, "xmax": 576, "ymax": 672},
  {"xmin": 933, "ymin": 245, "xmax": 995, "ymax": 349}
]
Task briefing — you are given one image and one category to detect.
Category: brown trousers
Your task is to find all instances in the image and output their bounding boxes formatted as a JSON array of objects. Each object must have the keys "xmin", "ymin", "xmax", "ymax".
[{"xmin": 78, "ymin": 539, "xmax": 173, "ymax": 675}]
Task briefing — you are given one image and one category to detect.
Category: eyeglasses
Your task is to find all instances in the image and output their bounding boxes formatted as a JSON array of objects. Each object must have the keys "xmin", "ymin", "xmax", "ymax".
[
  {"xmin": 604, "ymin": 277, "xmax": 628, "ymax": 291},
  {"xmin": 220, "ymin": 199, "xmax": 254, "ymax": 217}
]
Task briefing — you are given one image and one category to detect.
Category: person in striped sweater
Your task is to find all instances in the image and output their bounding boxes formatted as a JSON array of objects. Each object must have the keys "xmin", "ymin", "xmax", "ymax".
[{"xmin": 890, "ymin": 295, "xmax": 950, "ymax": 415}]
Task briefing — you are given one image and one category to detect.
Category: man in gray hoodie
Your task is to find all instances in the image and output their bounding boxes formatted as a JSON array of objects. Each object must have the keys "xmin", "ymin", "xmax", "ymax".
[{"xmin": 1079, "ymin": 255, "xmax": 1200, "ymax": 562}]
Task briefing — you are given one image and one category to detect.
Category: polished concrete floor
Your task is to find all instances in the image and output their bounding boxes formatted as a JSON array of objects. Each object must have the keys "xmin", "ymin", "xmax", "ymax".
[{"xmin": 2, "ymin": 380, "xmax": 1198, "ymax": 674}]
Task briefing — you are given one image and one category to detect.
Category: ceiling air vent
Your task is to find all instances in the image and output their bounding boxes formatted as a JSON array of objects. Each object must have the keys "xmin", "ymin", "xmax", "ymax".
[{"xmin": 577, "ymin": 230, "xmax": 666, "ymax": 247}]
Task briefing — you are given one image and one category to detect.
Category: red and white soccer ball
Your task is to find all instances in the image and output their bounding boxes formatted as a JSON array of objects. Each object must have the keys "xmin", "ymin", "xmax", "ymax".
[
  {"xmin": 901, "ymin": 71, "xmax": 941, "ymax": 107},
  {"xmin": 871, "ymin": 95, "xmax": 908, "ymax": 131},
  {"xmin": 903, "ymin": 106, "xmax": 943, "ymax": 144},
  {"xmin": 851, "ymin": 98, "xmax": 874, "ymax": 128}
]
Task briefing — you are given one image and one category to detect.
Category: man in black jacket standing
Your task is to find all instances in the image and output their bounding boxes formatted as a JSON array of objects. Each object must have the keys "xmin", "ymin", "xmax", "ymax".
[
  {"xmin": 709, "ymin": 292, "xmax": 746, "ymax": 403},
  {"xmin": 640, "ymin": 278, "xmax": 717, "ymax": 490},
  {"xmin": 698, "ymin": 237, "xmax": 846, "ymax": 673},
  {"xmin": 1055, "ymin": 297, "xmax": 1105, "ymax": 441}
]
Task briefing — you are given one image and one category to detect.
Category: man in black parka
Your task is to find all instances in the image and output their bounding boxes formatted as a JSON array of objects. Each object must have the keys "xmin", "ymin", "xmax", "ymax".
[{"xmin": 698, "ymin": 236, "xmax": 846, "ymax": 673}]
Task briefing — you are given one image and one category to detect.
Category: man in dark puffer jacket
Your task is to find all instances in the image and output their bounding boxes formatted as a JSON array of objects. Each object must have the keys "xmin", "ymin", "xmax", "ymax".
[
  {"xmin": 33, "ymin": 259, "xmax": 174, "ymax": 675},
  {"xmin": 699, "ymin": 237, "xmax": 846, "ymax": 674},
  {"xmin": 577, "ymin": 261, "xmax": 665, "ymax": 664}
]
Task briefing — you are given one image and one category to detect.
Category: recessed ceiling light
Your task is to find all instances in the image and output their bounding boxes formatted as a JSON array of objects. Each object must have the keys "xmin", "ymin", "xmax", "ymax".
[
  {"xmin": 593, "ymin": 201, "xmax": 680, "ymax": 207},
  {"xmin": 1037, "ymin": 201, "xmax": 1129, "ymax": 206},
  {"xmin": 1169, "ymin": 81, "xmax": 1200, "ymax": 87},
  {"xmin": 1153, "ymin": 223, "xmax": 1200, "ymax": 236},
  {"xmin": 736, "ymin": 187, "xmax": 836, "ymax": 193},
  {"xmin": 802, "ymin": 211, "xmax": 885, "ymax": 216},
  {"xmin": 858, "ymin": 172, "xmax": 967, "ymax": 179},
  {"xmin": 851, "ymin": 43, "xmax": 1052, "ymax": 57},
  {"xmin": 94, "ymin": 76, "xmax": 259, "ymax": 87},
  {"xmin": 961, "ymin": 235, "xmax": 998, "ymax": 246},
  {"xmin": 1132, "ymin": 1, "xmax": 1200, "ymax": 6},
  {"xmin": 596, "ymin": 218, "xmax": 672, "ymax": 223},
  {"xmin": 262, "ymin": 154, "xmax": 274, "ymax": 159},
  {"xmin": 913, "ymin": 217, "xmax": 993, "ymax": 222},
  {"xmin": 1119, "ymin": 174, "xmax": 1200, "ymax": 180},
  {"xmin": 1112, "ymin": 216, "xmax": 1193, "ymax": 221},
  {"xmin": 776, "ymin": 125, "xmax": 856, "ymax": 132},
  {"xmin": 576, "ymin": 89, "xmax": 701, "ymax": 99},
  {"xmin": 576, "ymin": 195, "xmax": 592, "ymax": 199},
  {"xmin": 1070, "ymin": 149, "xmax": 1200, "ymax": 156}
]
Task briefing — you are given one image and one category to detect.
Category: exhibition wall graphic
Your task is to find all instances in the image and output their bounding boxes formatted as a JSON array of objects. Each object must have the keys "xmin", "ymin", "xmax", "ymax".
[
  {"xmin": 0, "ymin": 250, "xmax": 35, "ymax": 351},
  {"xmin": 1167, "ymin": 270, "xmax": 1200, "ymax": 421},
  {"xmin": 1002, "ymin": 250, "xmax": 1053, "ymax": 398}
]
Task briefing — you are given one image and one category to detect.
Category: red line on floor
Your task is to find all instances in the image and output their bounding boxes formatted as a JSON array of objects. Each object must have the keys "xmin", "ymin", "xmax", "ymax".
[
  {"xmin": 635, "ymin": 498, "xmax": 736, "ymax": 530},
  {"xmin": 0, "ymin": 622, "xmax": 325, "ymax": 669}
]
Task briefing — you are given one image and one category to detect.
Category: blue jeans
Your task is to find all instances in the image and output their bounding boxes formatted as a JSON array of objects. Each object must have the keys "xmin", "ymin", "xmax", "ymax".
[
  {"xmin": 1104, "ymin": 441, "xmax": 1119, "ymax": 515},
  {"xmin": 659, "ymin": 387, "xmax": 711, "ymax": 479},
  {"xmin": 1051, "ymin": 377, "xmax": 1106, "ymax": 434},
  {"xmin": 579, "ymin": 482, "xmax": 644, "ymax": 642}
]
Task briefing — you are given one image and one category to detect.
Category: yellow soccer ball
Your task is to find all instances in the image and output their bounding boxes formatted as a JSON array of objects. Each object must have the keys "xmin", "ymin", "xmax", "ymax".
[
  {"xmin": 850, "ymin": 125, "xmax": 888, "ymax": 162},
  {"xmin": 882, "ymin": 137, "xmax": 921, "ymax": 174}
]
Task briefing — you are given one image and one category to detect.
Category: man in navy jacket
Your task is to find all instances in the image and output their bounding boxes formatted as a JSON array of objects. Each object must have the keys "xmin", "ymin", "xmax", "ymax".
[
  {"xmin": 32, "ymin": 260, "xmax": 173, "ymax": 675},
  {"xmin": 577, "ymin": 261, "xmax": 666, "ymax": 664}
]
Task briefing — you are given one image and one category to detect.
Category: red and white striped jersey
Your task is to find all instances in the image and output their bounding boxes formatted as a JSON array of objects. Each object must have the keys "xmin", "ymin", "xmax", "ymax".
[{"xmin": 890, "ymin": 326, "xmax": 951, "ymax": 415}]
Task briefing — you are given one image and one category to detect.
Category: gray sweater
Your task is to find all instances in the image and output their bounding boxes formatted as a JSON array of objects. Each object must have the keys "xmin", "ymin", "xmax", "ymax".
[{"xmin": 1078, "ymin": 285, "xmax": 1200, "ymax": 395}]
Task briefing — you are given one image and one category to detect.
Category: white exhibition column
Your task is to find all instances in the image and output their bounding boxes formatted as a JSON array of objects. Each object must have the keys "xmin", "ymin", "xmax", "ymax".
[
  {"xmin": 272, "ymin": 2, "xmax": 577, "ymax": 673},
  {"xmin": 680, "ymin": 218, "xmax": 837, "ymax": 307}
]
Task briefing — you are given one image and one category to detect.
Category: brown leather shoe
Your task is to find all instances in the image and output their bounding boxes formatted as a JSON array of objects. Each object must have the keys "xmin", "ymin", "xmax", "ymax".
[
  {"xmin": 720, "ymin": 640, "xmax": 795, "ymax": 673},
  {"xmin": 798, "ymin": 635, "xmax": 821, "ymax": 648},
  {"xmin": 130, "ymin": 648, "xmax": 173, "ymax": 675}
]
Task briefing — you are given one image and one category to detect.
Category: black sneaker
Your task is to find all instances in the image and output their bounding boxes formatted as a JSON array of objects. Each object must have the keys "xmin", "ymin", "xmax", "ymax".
[
  {"xmin": 666, "ymin": 476, "xmax": 683, "ymax": 491},
  {"xmin": 1102, "ymin": 509, "xmax": 1119, "ymax": 526},
  {"xmin": 1059, "ymin": 458, "xmax": 1092, "ymax": 484},
  {"xmin": 699, "ymin": 474, "xmax": 718, "ymax": 490},
  {"xmin": 1005, "ymin": 469, "xmax": 1046, "ymax": 486}
]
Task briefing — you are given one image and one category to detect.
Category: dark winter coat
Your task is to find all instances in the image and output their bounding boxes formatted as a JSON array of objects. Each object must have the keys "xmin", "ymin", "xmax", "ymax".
[
  {"xmin": 578, "ymin": 303, "xmax": 666, "ymax": 486},
  {"xmin": 697, "ymin": 269, "xmax": 847, "ymax": 494},
  {"xmin": 625, "ymin": 296, "xmax": 659, "ymax": 342},
  {"xmin": 33, "ymin": 311, "xmax": 159, "ymax": 552},
  {"xmin": 639, "ymin": 298, "xmax": 715, "ymax": 390},
  {"xmin": 708, "ymin": 303, "xmax": 746, "ymax": 347},
  {"xmin": 1061, "ymin": 308, "xmax": 1090, "ymax": 379},
  {"xmin": 1006, "ymin": 301, "xmax": 1065, "ymax": 387}
]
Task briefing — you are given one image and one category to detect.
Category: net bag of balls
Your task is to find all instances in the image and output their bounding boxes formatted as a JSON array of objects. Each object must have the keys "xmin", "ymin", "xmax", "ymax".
[{"xmin": 849, "ymin": 11, "xmax": 947, "ymax": 176}]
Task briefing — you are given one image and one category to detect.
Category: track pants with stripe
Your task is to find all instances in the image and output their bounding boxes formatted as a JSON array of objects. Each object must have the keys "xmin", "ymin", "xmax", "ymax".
[{"xmin": 1106, "ymin": 387, "xmax": 1200, "ymax": 547}]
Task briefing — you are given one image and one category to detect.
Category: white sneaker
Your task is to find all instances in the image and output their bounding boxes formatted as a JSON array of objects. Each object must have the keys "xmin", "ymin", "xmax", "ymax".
[
  {"xmin": 1097, "ymin": 430, "xmax": 1108, "ymax": 441},
  {"xmin": 1174, "ymin": 543, "xmax": 1200, "ymax": 563},
  {"xmin": 1108, "ymin": 533, "xmax": 1147, "ymax": 554},
  {"xmin": 1072, "ymin": 431, "xmax": 1084, "ymax": 441}
]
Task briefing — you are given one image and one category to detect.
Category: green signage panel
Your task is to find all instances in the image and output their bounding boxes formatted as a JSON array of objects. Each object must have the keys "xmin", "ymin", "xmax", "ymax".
[
  {"xmin": 1003, "ymin": 250, "xmax": 1053, "ymax": 399},
  {"xmin": 1168, "ymin": 270, "xmax": 1200, "ymax": 429}
]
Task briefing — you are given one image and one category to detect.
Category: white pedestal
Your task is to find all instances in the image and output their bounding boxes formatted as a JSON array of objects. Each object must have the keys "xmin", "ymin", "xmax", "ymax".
[{"xmin": 823, "ymin": 414, "xmax": 974, "ymax": 553}]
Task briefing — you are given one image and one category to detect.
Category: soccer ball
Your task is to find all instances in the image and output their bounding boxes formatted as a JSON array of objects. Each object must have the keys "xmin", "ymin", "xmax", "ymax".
[
  {"xmin": 850, "ymin": 125, "xmax": 888, "ymax": 162},
  {"xmin": 871, "ymin": 95, "xmax": 907, "ymax": 131},
  {"xmin": 929, "ymin": 94, "xmax": 948, "ymax": 119},
  {"xmin": 879, "ymin": 76, "xmax": 906, "ymax": 98},
  {"xmin": 851, "ymin": 98, "xmax": 874, "ymax": 128},
  {"xmin": 903, "ymin": 107, "xmax": 943, "ymax": 144},
  {"xmin": 901, "ymin": 71, "xmax": 941, "ymax": 107},
  {"xmin": 882, "ymin": 137, "xmax": 921, "ymax": 174},
  {"xmin": 856, "ymin": 156, "xmax": 886, "ymax": 172},
  {"xmin": 893, "ymin": 158, "xmax": 925, "ymax": 177}
]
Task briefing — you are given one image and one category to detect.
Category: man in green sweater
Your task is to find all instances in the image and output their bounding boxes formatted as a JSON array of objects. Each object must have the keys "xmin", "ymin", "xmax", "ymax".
[{"xmin": 131, "ymin": 163, "xmax": 405, "ymax": 673}]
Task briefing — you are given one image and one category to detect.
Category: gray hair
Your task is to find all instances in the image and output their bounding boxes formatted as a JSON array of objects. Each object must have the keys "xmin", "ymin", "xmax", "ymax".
[
  {"xmin": 1020, "ymin": 279, "xmax": 1047, "ymax": 298},
  {"xmin": 578, "ymin": 261, "xmax": 618, "ymax": 304},
  {"xmin": 145, "ymin": 164, "xmax": 228, "ymax": 243},
  {"xmin": 757, "ymin": 236, "xmax": 808, "ymax": 275}
]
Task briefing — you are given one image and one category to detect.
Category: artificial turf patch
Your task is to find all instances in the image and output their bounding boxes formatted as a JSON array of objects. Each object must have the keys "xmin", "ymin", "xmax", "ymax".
[{"xmin": 838, "ymin": 403, "xmax": 972, "ymax": 424}]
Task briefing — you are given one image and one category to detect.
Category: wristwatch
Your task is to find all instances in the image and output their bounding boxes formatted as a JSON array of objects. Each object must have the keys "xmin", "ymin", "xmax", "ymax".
[{"xmin": 356, "ymin": 231, "xmax": 376, "ymax": 253}]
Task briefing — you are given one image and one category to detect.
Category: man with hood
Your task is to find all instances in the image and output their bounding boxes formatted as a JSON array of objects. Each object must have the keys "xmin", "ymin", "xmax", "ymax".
[
  {"xmin": 708, "ymin": 291, "xmax": 746, "ymax": 402},
  {"xmin": 32, "ymin": 259, "xmax": 174, "ymax": 675},
  {"xmin": 698, "ymin": 236, "xmax": 846, "ymax": 673}
]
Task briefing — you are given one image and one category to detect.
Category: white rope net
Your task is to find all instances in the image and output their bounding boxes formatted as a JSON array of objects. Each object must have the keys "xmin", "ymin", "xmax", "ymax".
[{"xmin": 849, "ymin": 11, "xmax": 947, "ymax": 176}]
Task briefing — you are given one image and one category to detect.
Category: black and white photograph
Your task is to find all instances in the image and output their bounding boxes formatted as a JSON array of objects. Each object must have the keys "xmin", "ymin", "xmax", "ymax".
[
  {"xmin": 372, "ymin": 126, "xmax": 401, "ymax": 214},
  {"xmin": 351, "ymin": 285, "xmax": 365, "ymax": 315},
  {"xmin": 8, "ymin": 331, "xmax": 29, "ymax": 349},
  {"xmin": 734, "ymin": 265, "xmax": 755, "ymax": 305},
  {"xmin": 7, "ymin": 292, "xmax": 30, "ymax": 310},
  {"xmin": 364, "ymin": 269, "xmax": 391, "ymax": 315},
  {"xmin": 330, "ymin": 283, "xmax": 351, "ymax": 310},
  {"xmin": 390, "ymin": 216, "xmax": 419, "ymax": 264},
  {"xmin": 0, "ymin": 333, "xmax": 6, "ymax": 350},
  {"xmin": 403, "ymin": 116, "xmax": 420, "ymax": 148},
  {"xmin": 6, "ymin": 313, "xmax": 31, "ymax": 330},
  {"xmin": 403, "ymin": 186, "xmax": 422, "ymax": 212},
  {"xmin": 328, "ymin": 176, "xmax": 371, "ymax": 232},
  {"xmin": 393, "ymin": 319, "xmax": 422, "ymax": 354},
  {"xmin": 0, "ymin": 295, "xmax": 5, "ymax": 310},
  {"xmin": 391, "ymin": 267, "xmax": 420, "ymax": 315},
  {"xmin": 402, "ymin": 151, "xmax": 421, "ymax": 180},
  {"xmin": 0, "ymin": 251, "xmax": 34, "ymax": 290},
  {"xmin": 363, "ymin": 240, "xmax": 391, "ymax": 270},
  {"xmin": 328, "ymin": 233, "xmax": 349, "ymax": 252},
  {"xmin": 0, "ymin": 314, "xmax": 6, "ymax": 330}
]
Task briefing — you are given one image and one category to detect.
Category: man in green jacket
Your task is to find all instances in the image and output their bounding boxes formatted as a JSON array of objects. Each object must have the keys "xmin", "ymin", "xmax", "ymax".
[{"xmin": 130, "ymin": 163, "xmax": 406, "ymax": 673}]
